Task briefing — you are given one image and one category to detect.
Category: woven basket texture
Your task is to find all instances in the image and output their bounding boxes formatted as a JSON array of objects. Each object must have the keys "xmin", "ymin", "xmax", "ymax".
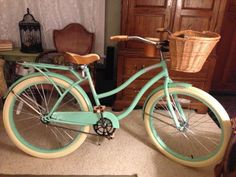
[{"xmin": 169, "ymin": 30, "xmax": 220, "ymax": 73}]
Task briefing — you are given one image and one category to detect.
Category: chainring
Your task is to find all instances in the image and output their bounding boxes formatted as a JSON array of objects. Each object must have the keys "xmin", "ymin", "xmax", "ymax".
[{"xmin": 93, "ymin": 118, "xmax": 116, "ymax": 137}]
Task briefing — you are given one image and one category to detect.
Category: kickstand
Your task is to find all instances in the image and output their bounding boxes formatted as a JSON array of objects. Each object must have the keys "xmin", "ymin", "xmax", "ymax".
[{"xmin": 96, "ymin": 136, "xmax": 102, "ymax": 146}]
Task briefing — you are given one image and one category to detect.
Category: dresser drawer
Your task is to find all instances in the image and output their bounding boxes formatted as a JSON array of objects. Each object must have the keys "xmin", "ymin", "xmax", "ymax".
[
  {"xmin": 124, "ymin": 57, "xmax": 160, "ymax": 79},
  {"xmin": 123, "ymin": 80, "xmax": 205, "ymax": 99},
  {"xmin": 123, "ymin": 57, "xmax": 212, "ymax": 81}
]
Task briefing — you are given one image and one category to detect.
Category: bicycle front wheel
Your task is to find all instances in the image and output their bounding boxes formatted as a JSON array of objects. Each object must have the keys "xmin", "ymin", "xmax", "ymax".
[
  {"xmin": 3, "ymin": 76, "xmax": 90, "ymax": 158},
  {"xmin": 144, "ymin": 86, "xmax": 231, "ymax": 167}
]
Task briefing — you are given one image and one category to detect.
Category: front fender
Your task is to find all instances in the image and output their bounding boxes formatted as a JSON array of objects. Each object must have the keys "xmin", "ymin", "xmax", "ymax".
[
  {"xmin": 4, "ymin": 72, "xmax": 93, "ymax": 111},
  {"xmin": 142, "ymin": 82, "xmax": 192, "ymax": 117}
]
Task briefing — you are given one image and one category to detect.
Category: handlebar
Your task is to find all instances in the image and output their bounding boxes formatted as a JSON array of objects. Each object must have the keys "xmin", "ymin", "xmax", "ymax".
[
  {"xmin": 110, "ymin": 28, "xmax": 172, "ymax": 45},
  {"xmin": 110, "ymin": 29, "xmax": 171, "ymax": 55},
  {"xmin": 110, "ymin": 35, "xmax": 129, "ymax": 41},
  {"xmin": 110, "ymin": 35, "xmax": 159, "ymax": 45}
]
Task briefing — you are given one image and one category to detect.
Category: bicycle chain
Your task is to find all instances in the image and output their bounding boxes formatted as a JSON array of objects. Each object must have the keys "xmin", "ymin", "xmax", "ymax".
[{"xmin": 47, "ymin": 123, "xmax": 100, "ymax": 137}]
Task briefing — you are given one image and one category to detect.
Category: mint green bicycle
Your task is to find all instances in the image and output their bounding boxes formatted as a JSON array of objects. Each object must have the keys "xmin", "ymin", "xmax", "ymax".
[{"xmin": 2, "ymin": 34, "xmax": 231, "ymax": 168}]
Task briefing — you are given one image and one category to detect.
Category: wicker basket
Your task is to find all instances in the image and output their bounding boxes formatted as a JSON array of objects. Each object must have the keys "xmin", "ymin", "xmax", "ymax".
[{"xmin": 169, "ymin": 30, "xmax": 221, "ymax": 73}]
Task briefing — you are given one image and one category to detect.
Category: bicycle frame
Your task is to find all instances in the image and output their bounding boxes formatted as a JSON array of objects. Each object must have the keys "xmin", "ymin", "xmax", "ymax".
[
  {"xmin": 6, "ymin": 58, "xmax": 191, "ymax": 129},
  {"xmin": 94, "ymin": 61, "xmax": 169, "ymax": 118},
  {"xmin": 3, "ymin": 34, "xmax": 230, "ymax": 164}
]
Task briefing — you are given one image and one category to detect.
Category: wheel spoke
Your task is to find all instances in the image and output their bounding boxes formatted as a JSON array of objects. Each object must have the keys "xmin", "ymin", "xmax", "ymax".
[
  {"xmin": 47, "ymin": 86, "xmax": 55, "ymax": 108},
  {"xmin": 145, "ymin": 87, "xmax": 227, "ymax": 166},
  {"xmin": 41, "ymin": 84, "xmax": 49, "ymax": 112},
  {"xmin": 145, "ymin": 112, "xmax": 176, "ymax": 129},
  {"xmin": 13, "ymin": 91, "xmax": 43, "ymax": 116},
  {"xmin": 14, "ymin": 108, "xmax": 38, "ymax": 117},
  {"xmin": 5, "ymin": 76, "xmax": 89, "ymax": 158},
  {"xmin": 57, "ymin": 97, "xmax": 77, "ymax": 110},
  {"xmin": 15, "ymin": 116, "xmax": 40, "ymax": 122},
  {"xmin": 20, "ymin": 121, "xmax": 42, "ymax": 133},
  {"xmin": 48, "ymin": 126, "xmax": 63, "ymax": 148}
]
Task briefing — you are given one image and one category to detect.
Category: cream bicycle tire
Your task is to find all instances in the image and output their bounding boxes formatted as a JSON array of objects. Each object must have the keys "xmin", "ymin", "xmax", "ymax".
[
  {"xmin": 144, "ymin": 86, "xmax": 231, "ymax": 167},
  {"xmin": 3, "ymin": 76, "xmax": 90, "ymax": 158}
]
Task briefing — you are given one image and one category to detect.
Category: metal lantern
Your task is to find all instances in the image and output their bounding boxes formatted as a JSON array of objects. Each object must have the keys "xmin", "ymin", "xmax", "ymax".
[{"xmin": 19, "ymin": 8, "xmax": 43, "ymax": 53}]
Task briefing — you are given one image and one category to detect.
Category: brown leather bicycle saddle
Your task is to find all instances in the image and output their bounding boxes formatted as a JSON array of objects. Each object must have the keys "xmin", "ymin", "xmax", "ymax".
[{"xmin": 65, "ymin": 52, "xmax": 100, "ymax": 65}]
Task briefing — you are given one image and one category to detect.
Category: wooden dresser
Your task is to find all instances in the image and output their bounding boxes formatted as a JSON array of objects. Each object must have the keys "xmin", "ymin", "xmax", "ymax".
[{"xmin": 113, "ymin": 0, "xmax": 227, "ymax": 110}]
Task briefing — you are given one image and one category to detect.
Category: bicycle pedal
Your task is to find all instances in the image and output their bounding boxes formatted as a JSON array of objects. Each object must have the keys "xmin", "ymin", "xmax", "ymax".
[
  {"xmin": 110, "ymin": 132, "xmax": 115, "ymax": 139},
  {"xmin": 106, "ymin": 136, "xmax": 113, "ymax": 140},
  {"xmin": 106, "ymin": 132, "xmax": 115, "ymax": 140},
  {"xmin": 93, "ymin": 105, "xmax": 106, "ymax": 113}
]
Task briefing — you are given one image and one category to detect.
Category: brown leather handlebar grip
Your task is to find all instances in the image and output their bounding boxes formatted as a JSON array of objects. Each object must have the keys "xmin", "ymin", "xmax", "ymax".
[{"xmin": 110, "ymin": 35, "xmax": 129, "ymax": 41}]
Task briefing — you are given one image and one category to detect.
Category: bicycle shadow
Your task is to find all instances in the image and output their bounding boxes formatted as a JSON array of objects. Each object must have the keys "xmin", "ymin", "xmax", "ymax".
[
  {"xmin": 119, "ymin": 110, "xmax": 158, "ymax": 151},
  {"xmin": 0, "ymin": 133, "xmax": 25, "ymax": 156}
]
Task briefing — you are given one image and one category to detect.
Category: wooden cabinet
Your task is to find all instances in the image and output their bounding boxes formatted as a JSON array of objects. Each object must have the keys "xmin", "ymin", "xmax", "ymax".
[
  {"xmin": 114, "ymin": 0, "xmax": 227, "ymax": 110},
  {"xmin": 173, "ymin": 0, "xmax": 222, "ymax": 32}
]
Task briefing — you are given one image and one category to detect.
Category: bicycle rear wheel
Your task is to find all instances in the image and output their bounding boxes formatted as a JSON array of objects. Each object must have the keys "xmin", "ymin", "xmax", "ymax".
[
  {"xmin": 3, "ymin": 76, "xmax": 90, "ymax": 158},
  {"xmin": 144, "ymin": 86, "xmax": 231, "ymax": 167}
]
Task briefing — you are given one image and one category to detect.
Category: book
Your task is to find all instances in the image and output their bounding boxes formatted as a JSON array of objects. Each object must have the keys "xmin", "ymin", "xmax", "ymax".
[{"xmin": 0, "ymin": 40, "xmax": 13, "ymax": 51}]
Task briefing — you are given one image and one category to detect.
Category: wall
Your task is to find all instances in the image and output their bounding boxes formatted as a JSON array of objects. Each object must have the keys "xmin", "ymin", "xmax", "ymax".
[
  {"xmin": 0, "ymin": 0, "xmax": 105, "ymax": 55},
  {"xmin": 95, "ymin": 0, "xmax": 121, "ymax": 104},
  {"xmin": 105, "ymin": 0, "xmax": 121, "ymax": 48}
]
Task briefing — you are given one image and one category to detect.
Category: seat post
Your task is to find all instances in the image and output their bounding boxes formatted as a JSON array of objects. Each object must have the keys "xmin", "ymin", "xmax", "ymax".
[{"xmin": 84, "ymin": 65, "xmax": 101, "ymax": 106}]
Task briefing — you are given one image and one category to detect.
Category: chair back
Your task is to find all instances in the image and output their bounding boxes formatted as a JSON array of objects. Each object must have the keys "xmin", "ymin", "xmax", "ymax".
[{"xmin": 53, "ymin": 23, "xmax": 94, "ymax": 55}]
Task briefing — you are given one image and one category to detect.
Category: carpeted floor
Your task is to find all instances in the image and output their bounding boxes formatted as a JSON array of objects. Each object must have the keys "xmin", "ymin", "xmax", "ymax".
[{"xmin": 0, "ymin": 110, "xmax": 214, "ymax": 177}]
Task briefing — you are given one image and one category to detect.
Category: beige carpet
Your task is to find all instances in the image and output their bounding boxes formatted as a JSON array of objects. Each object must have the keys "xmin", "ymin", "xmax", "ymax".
[{"xmin": 0, "ymin": 110, "xmax": 214, "ymax": 177}]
